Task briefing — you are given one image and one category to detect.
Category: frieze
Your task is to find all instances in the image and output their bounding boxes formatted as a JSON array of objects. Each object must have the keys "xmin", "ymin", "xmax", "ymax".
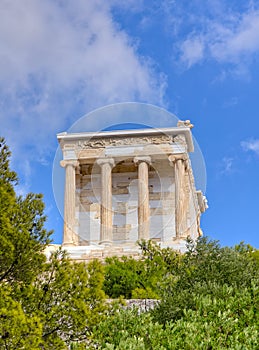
[
  {"xmin": 77, "ymin": 135, "xmax": 176, "ymax": 149},
  {"xmin": 172, "ymin": 134, "xmax": 187, "ymax": 146}
]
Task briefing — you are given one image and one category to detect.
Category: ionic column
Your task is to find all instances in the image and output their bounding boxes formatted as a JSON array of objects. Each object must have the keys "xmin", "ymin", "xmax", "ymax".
[
  {"xmin": 134, "ymin": 156, "xmax": 151, "ymax": 241},
  {"xmin": 169, "ymin": 154, "xmax": 188, "ymax": 238},
  {"xmin": 60, "ymin": 160, "xmax": 79, "ymax": 246},
  {"xmin": 97, "ymin": 158, "xmax": 114, "ymax": 245}
]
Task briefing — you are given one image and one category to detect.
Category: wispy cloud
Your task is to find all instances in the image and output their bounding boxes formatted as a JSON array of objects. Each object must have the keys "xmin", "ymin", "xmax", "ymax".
[
  {"xmin": 210, "ymin": 10, "xmax": 259, "ymax": 63},
  {"xmin": 241, "ymin": 139, "xmax": 259, "ymax": 156},
  {"xmin": 221, "ymin": 157, "xmax": 235, "ymax": 174},
  {"xmin": 180, "ymin": 35, "xmax": 205, "ymax": 68},
  {"xmin": 169, "ymin": 2, "xmax": 259, "ymax": 72},
  {"xmin": 223, "ymin": 97, "xmax": 239, "ymax": 108},
  {"xmin": 0, "ymin": 0, "xmax": 166, "ymax": 165},
  {"xmin": 14, "ymin": 159, "xmax": 32, "ymax": 196}
]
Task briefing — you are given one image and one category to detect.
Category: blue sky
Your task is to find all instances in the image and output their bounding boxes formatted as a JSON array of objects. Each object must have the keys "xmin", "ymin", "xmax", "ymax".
[{"xmin": 1, "ymin": 0, "xmax": 259, "ymax": 248}]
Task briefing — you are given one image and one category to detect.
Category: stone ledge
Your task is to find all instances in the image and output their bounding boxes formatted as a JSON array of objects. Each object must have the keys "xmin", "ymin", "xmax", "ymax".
[
  {"xmin": 124, "ymin": 299, "xmax": 160, "ymax": 313},
  {"xmin": 44, "ymin": 239, "xmax": 189, "ymax": 262}
]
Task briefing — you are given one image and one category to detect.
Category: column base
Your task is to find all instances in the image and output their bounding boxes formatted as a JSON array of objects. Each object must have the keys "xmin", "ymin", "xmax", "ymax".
[
  {"xmin": 62, "ymin": 242, "xmax": 77, "ymax": 247},
  {"xmin": 99, "ymin": 240, "xmax": 113, "ymax": 247}
]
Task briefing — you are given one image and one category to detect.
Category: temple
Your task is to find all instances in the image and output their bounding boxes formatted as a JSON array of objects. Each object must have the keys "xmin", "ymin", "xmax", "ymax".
[{"xmin": 54, "ymin": 121, "xmax": 207, "ymax": 260}]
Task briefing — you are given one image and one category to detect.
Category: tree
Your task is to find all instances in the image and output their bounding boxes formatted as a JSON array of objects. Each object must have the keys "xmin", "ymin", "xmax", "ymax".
[
  {"xmin": 152, "ymin": 237, "xmax": 259, "ymax": 325},
  {"xmin": 91, "ymin": 275, "xmax": 259, "ymax": 349},
  {"xmin": 103, "ymin": 241, "xmax": 182, "ymax": 299},
  {"xmin": 22, "ymin": 250, "xmax": 107, "ymax": 349},
  {"xmin": 103, "ymin": 256, "xmax": 144, "ymax": 299},
  {"xmin": 0, "ymin": 137, "xmax": 52, "ymax": 286},
  {"xmin": 0, "ymin": 138, "xmax": 108, "ymax": 348},
  {"xmin": 97, "ymin": 238, "xmax": 259, "ymax": 349},
  {"xmin": 1, "ymin": 250, "xmax": 108, "ymax": 349},
  {"xmin": 0, "ymin": 286, "xmax": 42, "ymax": 350},
  {"xmin": 91, "ymin": 307, "xmax": 167, "ymax": 349}
]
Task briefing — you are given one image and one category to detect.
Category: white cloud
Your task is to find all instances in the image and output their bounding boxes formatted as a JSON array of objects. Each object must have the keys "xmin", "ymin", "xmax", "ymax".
[
  {"xmin": 180, "ymin": 36, "xmax": 205, "ymax": 68},
  {"xmin": 109, "ymin": 0, "xmax": 144, "ymax": 12},
  {"xmin": 14, "ymin": 159, "xmax": 32, "ymax": 197},
  {"xmin": 175, "ymin": 6, "xmax": 259, "ymax": 69},
  {"xmin": 210, "ymin": 10, "xmax": 259, "ymax": 62},
  {"xmin": 221, "ymin": 157, "xmax": 234, "ymax": 174},
  {"xmin": 0, "ymin": 0, "xmax": 166, "ymax": 164},
  {"xmin": 241, "ymin": 139, "xmax": 259, "ymax": 156}
]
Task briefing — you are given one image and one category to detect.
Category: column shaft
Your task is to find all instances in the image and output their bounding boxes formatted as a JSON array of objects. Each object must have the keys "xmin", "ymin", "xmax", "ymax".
[
  {"xmin": 98, "ymin": 159, "xmax": 114, "ymax": 245},
  {"xmin": 135, "ymin": 157, "xmax": 150, "ymax": 240},
  {"xmin": 169, "ymin": 154, "xmax": 188, "ymax": 238},
  {"xmin": 62, "ymin": 161, "xmax": 78, "ymax": 246},
  {"xmin": 174, "ymin": 159, "xmax": 184, "ymax": 238}
]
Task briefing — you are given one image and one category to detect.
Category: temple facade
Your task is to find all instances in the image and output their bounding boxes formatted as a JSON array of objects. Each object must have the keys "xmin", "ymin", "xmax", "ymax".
[{"xmin": 55, "ymin": 122, "xmax": 207, "ymax": 260}]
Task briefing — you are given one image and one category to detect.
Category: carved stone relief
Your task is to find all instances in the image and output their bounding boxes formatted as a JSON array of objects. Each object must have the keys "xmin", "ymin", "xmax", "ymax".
[{"xmin": 77, "ymin": 135, "xmax": 176, "ymax": 149}]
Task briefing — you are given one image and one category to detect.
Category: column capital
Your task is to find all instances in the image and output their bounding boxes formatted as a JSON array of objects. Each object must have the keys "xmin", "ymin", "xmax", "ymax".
[
  {"xmin": 134, "ymin": 156, "xmax": 151, "ymax": 165},
  {"xmin": 96, "ymin": 157, "xmax": 115, "ymax": 167},
  {"xmin": 168, "ymin": 153, "xmax": 188, "ymax": 166},
  {"xmin": 60, "ymin": 160, "xmax": 79, "ymax": 168}
]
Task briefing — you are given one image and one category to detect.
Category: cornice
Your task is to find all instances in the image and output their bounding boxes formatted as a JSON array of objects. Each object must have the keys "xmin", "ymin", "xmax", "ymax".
[{"xmin": 57, "ymin": 126, "xmax": 194, "ymax": 152}]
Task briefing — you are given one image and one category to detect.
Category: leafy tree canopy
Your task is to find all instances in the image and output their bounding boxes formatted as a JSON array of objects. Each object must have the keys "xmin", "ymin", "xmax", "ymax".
[
  {"xmin": 0, "ymin": 138, "xmax": 52, "ymax": 286},
  {"xmin": 0, "ymin": 138, "xmax": 108, "ymax": 348},
  {"xmin": 152, "ymin": 236, "xmax": 259, "ymax": 324}
]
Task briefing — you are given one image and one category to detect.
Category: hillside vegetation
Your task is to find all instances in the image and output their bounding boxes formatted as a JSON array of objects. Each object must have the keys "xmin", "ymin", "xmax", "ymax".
[{"xmin": 0, "ymin": 138, "xmax": 258, "ymax": 349}]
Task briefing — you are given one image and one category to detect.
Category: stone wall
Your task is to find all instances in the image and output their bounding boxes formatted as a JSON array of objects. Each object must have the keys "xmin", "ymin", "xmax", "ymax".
[
  {"xmin": 75, "ymin": 159, "xmax": 179, "ymax": 245},
  {"xmin": 124, "ymin": 299, "xmax": 160, "ymax": 313}
]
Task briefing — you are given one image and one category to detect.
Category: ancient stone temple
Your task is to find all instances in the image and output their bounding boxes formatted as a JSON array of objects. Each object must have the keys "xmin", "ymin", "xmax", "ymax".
[{"xmin": 56, "ymin": 121, "xmax": 207, "ymax": 260}]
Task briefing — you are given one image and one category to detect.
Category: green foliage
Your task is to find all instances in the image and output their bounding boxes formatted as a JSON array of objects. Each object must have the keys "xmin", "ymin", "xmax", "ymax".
[
  {"xmin": 152, "ymin": 236, "xmax": 259, "ymax": 324},
  {"xmin": 23, "ymin": 251, "xmax": 107, "ymax": 348},
  {"xmin": 139, "ymin": 240, "xmax": 182, "ymax": 295},
  {"xmin": 165, "ymin": 283, "xmax": 259, "ymax": 350},
  {"xmin": 103, "ymin": 256, "xmax": 145, "ymax": 298},
  {"xmin": 91, "ymin": 308, "xmax": 165, "ymax": 349},
  {"xmin": 183, "ymin": 237, "xmax": 258, "ymax": 288},
  {"xmin": 0, "ymin": 137, "xmax": 17, "ymax": 187},
  {"xmin": 0, "ymin": 193, "xmax": 52, "ymax": 286},
  {"xmin": 103, "ymin": 241, "xmax": 182, "ymax": 299},
  {"xmin": 0, "ymin": 286, "xmax": 42, "ymax": 350},
  {"xmin": 92, "ymin": 238, "xmax": 259, "ymax": 349},
  {"xmin": 0, "ymin": 138, "xmax": 52, "ymax": 286},
  {"xmin": 1, "ymin": 249, "xmax": 108, "ymax": 349},
  {"xmin": 91, "ymin": 283, "xmax": 258, "ymax": 349},
  {"xmin": 0, "ymin": 138, "xmax": 108, "ymax": 348},
  {"xmin": 131, "ymin": 286, "xmax": 158, "ymax": 299}
]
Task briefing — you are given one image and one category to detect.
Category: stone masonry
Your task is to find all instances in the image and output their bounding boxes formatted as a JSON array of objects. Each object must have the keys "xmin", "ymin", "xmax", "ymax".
[{"xmin": 47, "ymin": 122, "xmax": 208, "ymax": 261}]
